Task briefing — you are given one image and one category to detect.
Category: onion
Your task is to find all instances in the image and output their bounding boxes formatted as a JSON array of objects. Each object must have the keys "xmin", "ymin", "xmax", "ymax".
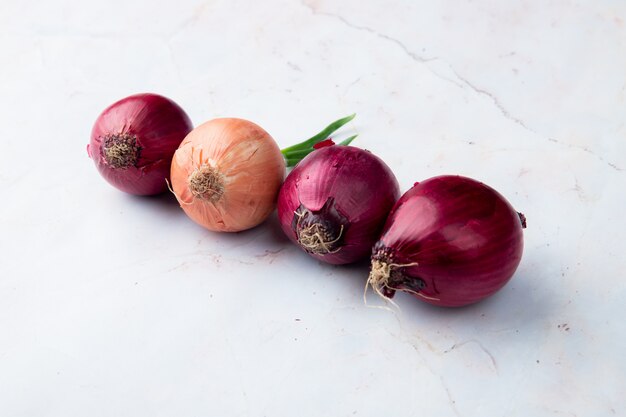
[
  {"xmin": 277, "ymin": 146, "xmax": 400, "ymax": 264},
  {"xmin": 367, "ymin": 175, "xmax": 526, "ymax": 307},
  {"xmin": 88, "ymin": 93, "xmax": 193, "ymax": 195},
  {"xmin": 170, "ymin": 118, "xmax": 283, "ymax": 232},
  {"xmin": 170, "ymin": 115, "xmax": 357, "ymax": 233}
]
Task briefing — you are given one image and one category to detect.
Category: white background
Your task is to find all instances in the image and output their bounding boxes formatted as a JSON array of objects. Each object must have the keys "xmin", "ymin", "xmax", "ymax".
[{"xmin": 1, "ymin": 0, "xmax": 625, "ymax": 416}]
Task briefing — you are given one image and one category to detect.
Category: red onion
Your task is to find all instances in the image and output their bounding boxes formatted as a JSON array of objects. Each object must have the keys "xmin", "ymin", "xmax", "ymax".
[
  {"xmin": 88, "ymin": 93, "xmax": 193, "ymax": 195},
  {"xmin": 368, "ymin": 175, "xmax": 526, "ymax": 307},
  {"xmin": 278, "ymin": 146, "xmax": 400, "ymax": 265}
]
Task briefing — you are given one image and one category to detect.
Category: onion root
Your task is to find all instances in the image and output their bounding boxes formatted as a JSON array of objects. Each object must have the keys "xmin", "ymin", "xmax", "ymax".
[
  {"xmin": 102, "ymin": 133, "xmax": 140, "ymax": 169},
  {"xmin": 296, "ymin": 221, "xmax": 344, "ymax": 255},
  {"xmin": 188, "ymin": 165, "xmax": 225, "ymax": 202},
  {"xmin": 365, "ymin": 258, "xmax": 437, "ymax": 304}
]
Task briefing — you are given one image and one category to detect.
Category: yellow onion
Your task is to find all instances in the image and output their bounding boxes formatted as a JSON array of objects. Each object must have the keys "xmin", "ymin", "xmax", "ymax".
[{"xmin": 170, "ymin": 118, "xmax": 285, "ymax": 232}]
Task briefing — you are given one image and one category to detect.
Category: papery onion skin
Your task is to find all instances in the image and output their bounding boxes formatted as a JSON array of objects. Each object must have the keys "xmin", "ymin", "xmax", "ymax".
[
  {"xmin": 88, "ymin": 93, "xmax": 193, "ymax": 195},
  {"xmin": 369, "ymin": 175, "xmax": 525, "ymax": 307},
  {"xmin": 278, "ymin": 146, "xmax": 400, "ymax": 265},
  {"xmin": 170, "ymin": 118, "xmax": 285, "ymax": 232}
]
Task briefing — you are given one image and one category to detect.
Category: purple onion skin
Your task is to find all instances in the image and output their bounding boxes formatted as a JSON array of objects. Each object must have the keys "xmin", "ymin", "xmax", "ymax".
[
  {"xmin": 88, "ymin": 93, "xmax": 193, "ymax": 195},
  {"xmin": 278, "ymin": 146, "xmax": 400, "ymax": 265},
  {"xmin": 370, "ymin": 175, "xmax": 525, "ymax": 307}
]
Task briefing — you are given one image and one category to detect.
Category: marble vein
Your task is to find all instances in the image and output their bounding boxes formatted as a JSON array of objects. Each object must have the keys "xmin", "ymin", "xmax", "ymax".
[
  {"xmin": 383, "ymin": 321, "xmax": 460, "ymax": 417},
  {"xmin": 444, "ymin": 339, "xmax": 498, "ymax": 374},
  {"xmin": 444, "ymin": 66, "xmax": 535, "ymax": 133},
  {"xmin": 548, "ymin": 138, "xmax": 623, "ymax": 172},
  {"xmin": 302, "ymin": 0, "xmax": 535, "ymax": 135},
  {"xmin": 306, "ymin": 9, "xmax": 437, "ymax": 64},
  {"xmin": 343, "ymin": 76, "xmax": 362, "ymax": 96},
  {"xmin": 301, "ymin": 1, "xmax": 626, "ymax": 175},
  {"xmin": 440, "ymin": 375, "xmax": 461, "ymax": 417},
  {"xmin": 301, "ymin": 0, "xmax": 436, "ymax": 63},
  {"xmin": 287, "ymin": 61, "xmax": 303, "ymax": 72}
]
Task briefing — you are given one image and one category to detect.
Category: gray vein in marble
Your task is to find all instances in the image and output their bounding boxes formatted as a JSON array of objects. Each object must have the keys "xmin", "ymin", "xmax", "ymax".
[
  {"xmin": 440, "ymin": 375, "xmax": 461, "ymax": 417},
  {"xmin": 445, "ymin": 65, "xmax": 535, "ymax": 133},
  {"xmin": 301, "ymin": 1, "xmax": 534, "ymax": 134},
  {"xmin": 302, "ymin": 1, "xmax": 626, "ymax": 175},
  {"xmin": 383, "ymin": 318, "xmax": 460, "ymax": 416},
  {"xmin": 254, "ymin": 248, "xmax": 286, "ymax": 264},
  {"xmin": 301, "ymin": 1, "xmax": 436, "ymax": 63},
  {"xmin": 167, "ymin": 251, "xmax": 256, "ymax": 272},
  {"xmin": 287, "ymin": 61, "xmax": 302, "ymax": 72},
  {"xmin": 444, "ymin": 339, "xmax": 498, "ymax": 374},
  {"xmin": 312, "ymin": 11, "xmax": 437, "ymax": 65},
  {"xmin": 407, "ymin": 339, "xmax": 460, "ymax": 416},
  {"xmin": 343, "ymin": 76, "xmax": 362, "ymax": 96},
  {"xmin": 549, "ymin": 138, "xmax": 623, "ymax": 172},
  {"xmin": 572, "ymin": 178, "xmax": 586, "ymax": 202}
]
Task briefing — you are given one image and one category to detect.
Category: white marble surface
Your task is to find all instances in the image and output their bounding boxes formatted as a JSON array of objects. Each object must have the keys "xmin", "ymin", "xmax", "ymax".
[{"xmin": 1, "ymin": 0, "xmax": 625, "ymax": 416}]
